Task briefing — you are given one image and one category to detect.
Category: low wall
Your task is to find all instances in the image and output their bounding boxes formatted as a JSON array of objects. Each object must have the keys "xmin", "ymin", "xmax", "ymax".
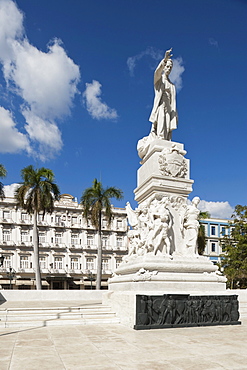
[
  {"xmin": 0, "ymin": 290, "xmax": 103, "ymax": 302},
  {"xmin": 229, "ymin": 289, "xmax": 247, "ymax": 301}
]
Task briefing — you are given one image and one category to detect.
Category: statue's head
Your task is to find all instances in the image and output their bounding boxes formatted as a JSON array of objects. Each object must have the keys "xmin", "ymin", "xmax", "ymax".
[
  {"xmin": 164, "ymin": 59, "xmax": 173, "ymax": 76},
  {"xmin": 192, "ymin": 196, "xmax": 200, "ymax": 207}
]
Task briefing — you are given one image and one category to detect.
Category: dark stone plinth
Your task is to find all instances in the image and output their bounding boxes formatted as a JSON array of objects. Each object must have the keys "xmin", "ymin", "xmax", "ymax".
[{"xmin": 134, "ymin": 294, "xmax": 241, "ymax": 330}]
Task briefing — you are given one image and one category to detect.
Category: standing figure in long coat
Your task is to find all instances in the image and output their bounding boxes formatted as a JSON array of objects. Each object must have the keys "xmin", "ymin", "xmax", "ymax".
[{"xmin": 149, "ymin": 48, "xmax": 178, "ymax": 141}]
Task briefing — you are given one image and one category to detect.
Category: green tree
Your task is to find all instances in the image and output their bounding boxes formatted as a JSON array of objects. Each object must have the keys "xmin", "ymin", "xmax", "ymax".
[
  {"xmin": 15, "ymin": 165, "xmax": 60, "ymax": 290},
  {"xmin": 220, "ymin": 205, "xmax": 247, "ymax": 289},
  {"xmin": 197, "ymin": 211, "xmax": 210, "ymax": 255},
  {"xmin": 81, "ymin": 179, "xmax": 123, "ymax": 290},
  {"xmin": 0, "ymin": 164, "xmax": 7, "ymax": 200}
]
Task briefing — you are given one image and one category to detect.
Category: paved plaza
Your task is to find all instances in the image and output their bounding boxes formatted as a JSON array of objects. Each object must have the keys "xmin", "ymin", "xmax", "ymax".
[{"xmin": 0, "ymin": 319, "xmax": 247, "ymax": 370}]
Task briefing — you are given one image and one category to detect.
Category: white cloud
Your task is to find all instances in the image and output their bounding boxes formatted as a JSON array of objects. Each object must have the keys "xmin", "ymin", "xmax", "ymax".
[
  {"xmin": 209, "ymin": 38, "xmax": 219, "ymax": 48},
  {"xmin": 127, "ymin": 47, "xmax": 163, "ymax": 76},
  {"xmin": 22, "ymin": 109, "xmax": 62, "ymax": 160},
  {"xmin": 3, "ymin": 182, "xmax": 19, "ymax": 197},
  {"xmin": 0, "ymin": 0, "xmax": 80, "ymax": 161},
  {"xmin": 0, "ymin": 106, "xmax": 30, "ymax": 153},
  {"xmin": 0, "ymin": 0, "xmax": 24, "ymax": 61},
  {"xmin": 198, "ymin": 200, "xmax": 234, "ymax": 219},
  {"xmin": 83, "ymin": 80, "xmax": 118, "ymax": 120},
  {"xmin": 5, "ymin": 39, "xmax": 80, "ymax": 120},
  {"xmin": 169, "ymin": 57, "xmax": 185, "ymax": 92}
]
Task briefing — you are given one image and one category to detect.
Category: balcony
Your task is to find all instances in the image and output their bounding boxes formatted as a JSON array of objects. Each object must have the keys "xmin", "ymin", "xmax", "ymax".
[
  {"xmin": 40, "ymin": 268, "xmax": 49, "ymax": 273},
  {"xmin": 1, "ymin": 218, "xmax": 14, "ymax": 224},
  {"xmin": 39, "ymin": 242, "xmax": 50, "ymax": 249},
  {"xmin": 54, "ymin": 222, "xmax": 65, "ymax": 228},
  {"xmin": 102, "ymin": 245, "xmax": 113, "ymax": 251},
  {"xmin": 70, "ymin": 223, "xmax": 81, "ymax": 229},
  {"xmin": 69, "ymin": 244, "xmax": 82, "ymax": 250},
  {"xmin": 1, "ymin": 240, "xmax": 16, "ymax": 246},
  {"xmin": 19, "ymin": 241, "xmax": 33, "ymax": 247},
  {"xmin": 37, "ymin": 221, "xmax": 48, "ymax": 226},
  {"xmin": 19, "ymin": 219, "xmax": 32, "ymax": 225},
  {"xmin": 52, "ymin": 243, "xmax": 66, "ymax": 249},
  {"xmin": 114, "ymin": 245, "xmax": 127, "ymax": 251},
  {"xmin": 84, "ymin": 245, "xmax": 97, "ymax": 250}
]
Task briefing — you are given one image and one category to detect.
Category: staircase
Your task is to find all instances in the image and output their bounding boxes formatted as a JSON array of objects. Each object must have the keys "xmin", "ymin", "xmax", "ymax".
[{"xmin": 0, "ymin": 303, "xmax": 120, "ymax": 328}]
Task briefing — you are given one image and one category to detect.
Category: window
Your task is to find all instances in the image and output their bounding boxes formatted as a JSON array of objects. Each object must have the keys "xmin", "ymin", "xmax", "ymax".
[
  {"xmin": 102, "ymin": 259, "xmax": 109, "ymax": 271},
  {"xmin": 71, "ymin": 257, "xmax": 79, "ymax": 270},
  {"xmin": 3, "ymin": 255, "xmax": 11, "ymax": 269},
  {"xmin": 72, "ymin": 216, "xmax": 77, "ymax": 225},
  {"xmin": 39, "ymin": 256, "xmax": 47, "ymax": 269},
  {"xmin": 54, "ymin": 257, "xmax": 63, "ymax": 269},
  {"xmin": 211, "ymin": 226, "xmax": 216, "ymax": 236},
  {"xmin": 3, "ymin": 229, "xmax": 11, "ymax": 242},
  {"xmin": 20, "ymin": 256, "xmax": 29, "ymax": 269},
  {"xmin": 55, "ymin": 215, "xmax": 61, "ymax": 223},
  {"xmin": 86, "ymin": 258, "xmax": 94, "ymax": 270},
  {"xmin": 39, "ymin": 232, "xmax": 46, "ymax": 244},
  {"xmin": 102, "ymin": 219, "xmax": 107, "ymax": 228},
  {"xmin": 211, "ymin": 243, "xmax": 216, "ymax": 253},
  {"xmin": 3, "ymin": 211, "xmax": 10, "ymax": 220},
  {"xmin": 221, "ymin": 227, "xmax": 226, "ymax": 236},
  {"xmin": 55, "ymin": 233, "xmax": 62, "ymax": 244},
  {"xmin": 102, "ymin": 236, "xmax": 109, "ymax": 247},
  {"xmin": 21, "ymin": 213, "xmax": 30, "ymax": 222},
  {"xmin": 116, "ymin": 258, "xmax": 122, "ymax": 269},
  {"xmin": 117, "ymin": 237, "xmax": 123, "ymax": 248},
  {"xmin": 87, "ymin": 235, "xmax": 94, "ymax": 246},
  {"xmin": 21, "ymin": 231, "xmax": 29, "ymax": 242},
  {"xmin": 117, "ymin": 220, "xmax": 122, "ymax": 229},
  {"xmin": 38, "ymin": 214, "xmax": 44, "ymax": 222},
  {"xmin": 71, "ymin": 234, "xmax": 79, "ymax": 245}
]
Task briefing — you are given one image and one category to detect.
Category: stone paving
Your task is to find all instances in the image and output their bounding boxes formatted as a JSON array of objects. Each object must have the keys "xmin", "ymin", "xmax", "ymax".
[{"xmin": 0, "ymin": 320, "xmax": 247, "ymax": 370}]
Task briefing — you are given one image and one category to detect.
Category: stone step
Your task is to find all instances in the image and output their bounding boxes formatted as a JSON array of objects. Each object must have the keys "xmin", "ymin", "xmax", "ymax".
[
  {"xmin": 0, "ymin": 311, "xmax": 117, "ymax": 321},
  {"xmin": 0, "ymin": 303, "xmax": 120, "ymax": 328},
  {"xmin": 0, "ymin": 317, "xmax": 121, "ymax": 328},
  {"xmin": 0, "ymin": 306, "xmax": 112, "ymax": 315}
]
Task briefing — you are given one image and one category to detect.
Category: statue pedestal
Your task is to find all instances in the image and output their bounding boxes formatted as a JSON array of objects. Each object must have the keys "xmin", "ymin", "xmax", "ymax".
[
  {"xmin": 106, "ymin": 138, "xmax": 227, "ymax": 327},
  {"xmin": 135, "ymin": 139, "xmax": 193, "ymax": 204},
  {"xmin": 108, "ymin": 254, "xmax": 226, "ymax": 292}
]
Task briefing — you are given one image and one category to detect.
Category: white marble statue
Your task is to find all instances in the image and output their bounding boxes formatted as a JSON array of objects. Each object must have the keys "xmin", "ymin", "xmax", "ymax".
[
  {"xmin": 149, "ymin": 48, "xmax": 178, "ymax": 141},
  {"xmin": 125, "ymin": 229, "xmax": 143, "ymax": 258},
  {"xmin": 126, "ymin": 201, "xmax": 139, "ymax": 229},
  {"xmin": 146, "ymin": 196, "xmax": 171, "ymax": 255},
  {"xmin": 181, "ymin": 197, "xmax": 200, "ymax": 255},
  {"xmin": 137, "ymin": 202, "xmax": 152, "ymax": 243}
]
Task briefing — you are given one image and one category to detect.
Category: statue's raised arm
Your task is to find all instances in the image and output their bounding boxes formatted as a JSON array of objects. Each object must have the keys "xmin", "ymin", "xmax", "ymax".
[{"xmin": 149, "ymin": 48, "xmax": 178, "ymax": 141}]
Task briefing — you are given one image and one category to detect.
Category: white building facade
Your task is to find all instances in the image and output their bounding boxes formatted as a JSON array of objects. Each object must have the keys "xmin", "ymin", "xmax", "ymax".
[{"xmin": 0, "ymin": 193, "xmax": 128, "ymax": 290}]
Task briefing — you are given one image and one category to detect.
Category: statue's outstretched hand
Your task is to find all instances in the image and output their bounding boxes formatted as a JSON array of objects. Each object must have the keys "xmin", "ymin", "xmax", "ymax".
[{"xmin": 164, "ymin": 48, "xmax": 173, "ymax": 61}]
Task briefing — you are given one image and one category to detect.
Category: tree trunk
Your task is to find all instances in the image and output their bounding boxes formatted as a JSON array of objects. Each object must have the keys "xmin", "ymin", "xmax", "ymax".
[
  {"xmin": 96, "ymin": 212, "xmax": 102, "ymax": 290},
  {"xmin": 33, "ymin": 209, "xmax": 42, "ymax": 290}
]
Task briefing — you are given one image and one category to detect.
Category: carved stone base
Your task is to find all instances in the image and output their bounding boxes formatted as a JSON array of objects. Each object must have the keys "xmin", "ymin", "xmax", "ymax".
[
  {"xmin": 109, "ymin": 254, "xmax": 227, "ymax": 292},
  {"xmin": 134, "ymin": 294, "xmax": 241, "ymax": 330}
]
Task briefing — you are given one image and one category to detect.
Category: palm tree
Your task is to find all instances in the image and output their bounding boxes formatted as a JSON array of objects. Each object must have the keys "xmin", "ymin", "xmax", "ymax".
[
  {"xmin": 0, "ymin": 164, "xmax": 7, "ymax": 200},
  {"xmin": 81, "ymin": 179, "xmax": 123, "ymax": 290},
  {"xmin": 15, "ymin": 165, "xmax": 60, "ymax": 290},
  {"xmin": 197, "ymin": 211, "xmax": 210, "ymax": 255}
]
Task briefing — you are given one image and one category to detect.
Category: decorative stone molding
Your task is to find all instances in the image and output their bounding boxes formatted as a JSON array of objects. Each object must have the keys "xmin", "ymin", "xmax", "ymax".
[{"xmin": 158, "ymin": 145, "xmax": 187, "ymax": 178}]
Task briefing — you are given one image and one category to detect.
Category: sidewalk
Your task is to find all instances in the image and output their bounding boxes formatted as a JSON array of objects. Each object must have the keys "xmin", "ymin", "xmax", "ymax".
[{"xmin": 0, "ymin": 320, "xmax": 247, "ymax": 370}]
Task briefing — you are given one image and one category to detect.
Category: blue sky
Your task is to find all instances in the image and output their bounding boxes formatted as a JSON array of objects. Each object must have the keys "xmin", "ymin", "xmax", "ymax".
[{"xmin": 0, "ymin": 0, "xmax": 246, "ymax": 218}]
